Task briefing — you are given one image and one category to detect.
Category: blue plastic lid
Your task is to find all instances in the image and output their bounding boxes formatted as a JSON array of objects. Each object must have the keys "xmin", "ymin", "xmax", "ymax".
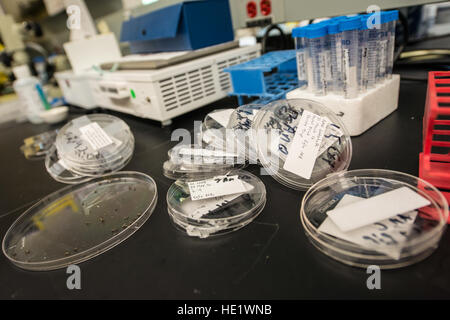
[
  {"xmin": 380, "ymin": 11, "xmax": 390, "ymax": 24},
  {"xmin": 292, "ymin": 26, "xmax": 306, "ymax": 38},
  {"xmin": 304, "ymin": 23, "xmax": 328, "ymax": 39},
  {"xmin": 387, "ymin": 10, "xmax": 399, "ymax": 22},
  {"xmin": 338, "ymin": 16, "xmax": 361, "ymax": 32},
  {"xmin": 327, "ymin": 20, "xmax": 340, "ymax": 34},
  {"xmin": 360, "ymin": 13, "xmax": 379, "ymax": 30}
]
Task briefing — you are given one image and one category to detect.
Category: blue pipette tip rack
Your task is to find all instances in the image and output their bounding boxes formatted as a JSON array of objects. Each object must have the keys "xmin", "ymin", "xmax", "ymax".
[{"xmin": 224, "ymin": 50, "xmax": 298, "ymax": 104}]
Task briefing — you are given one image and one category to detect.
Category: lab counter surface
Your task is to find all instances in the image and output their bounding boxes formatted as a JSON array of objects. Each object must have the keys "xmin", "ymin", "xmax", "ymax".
[{"xmin": 1, "ymin": 80, "xmax": 450, "ymax": 299}]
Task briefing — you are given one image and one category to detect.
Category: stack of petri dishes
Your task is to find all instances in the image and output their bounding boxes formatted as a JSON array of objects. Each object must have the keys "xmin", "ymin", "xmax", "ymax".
[
  {"xmin": 163, "ymin": 143, "xmax": 246, "ymax": 181},
  {"xmin": 45, "ymin": 114, "xmax": 134, "ymax": 183},
  {"xmin": 166, "ymin": 170, "xmax": 266, "ymax": 238},
  {"xmin": 251, "ymin": 99, "xmax": 352, "ymax": 190},
  {"xmin": 301, "ymin": 169, "xmax": 449, "ymax": 269}
]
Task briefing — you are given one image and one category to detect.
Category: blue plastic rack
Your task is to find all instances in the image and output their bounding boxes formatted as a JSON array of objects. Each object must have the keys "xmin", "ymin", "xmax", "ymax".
[{"xmin": 224, "ymin": 50, "xmax": 298, "ymax": 105}]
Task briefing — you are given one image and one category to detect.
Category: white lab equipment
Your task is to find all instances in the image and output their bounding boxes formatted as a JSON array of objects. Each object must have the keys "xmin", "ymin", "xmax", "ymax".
[
  {"xmin": 12, "ymin": 65, "xmax": 47, "ymax": 124},
  {"xmin": 339, "ymin": 16, "xmax": 361, "ymax": 99}
]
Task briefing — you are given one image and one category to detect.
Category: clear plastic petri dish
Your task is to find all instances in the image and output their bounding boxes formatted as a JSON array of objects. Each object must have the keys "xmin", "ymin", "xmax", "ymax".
[
  {"xmin": 55, "ymin": 114, "xmax": 133, "ymax": 165},
  {"xmin": 168, "ymin": 143, "xmax": 243, "ymax": 166},
  {"xmin": 162, "ymin": 160, "xmax": 244, "ymax": 181},
  {"xmin": 201, "ymin": 109, "xmax": 236, "ymax": 150},
  {"xmin": 45, "ymin": 146, "xmax": 92, "ymax": 184},
  {"xmin": 253, "ymin": 99, "xmax": 352, "ymax": 190},
  {"xmin": 166, "ymin": 170, "xmax": 266, "ymax": 238},
  {"xmin": 167, "ymin": 199, "xmax": 265, "ymax": 238},
  {"xmin": 300, "ymin": 169, "xmax": 449, "ymax": 269},
  {"xmin": 2, "ymin": 171, "xmax": 157, "ymax": 271}
]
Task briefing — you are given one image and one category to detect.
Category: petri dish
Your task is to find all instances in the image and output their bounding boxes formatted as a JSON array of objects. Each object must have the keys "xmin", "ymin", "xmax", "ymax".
[
  {"xmin": 50, "ymin": 114, "xmax": 135, "ymax": 181},
  {"xmin": 45, "ymin": 146, "xmax": 92, "ymax": 184},
  {"xmin": 2, "ymin": 171, "xmax": 157, "ymax": 271},
  {"xmin": 227, "ymin": 104, "xmax": 264, "ymax": 163},
  {"xmin": 201, "ymin": 109, "xmax": 236, "ymax": 150},
  {"xmin": 163, "ymin": 144, "xmax": 247, "ymax": 180},
  {"xmin": 166, "ymin": 170, "xmax": 266, "ymax": 238},
  {"xmin": 300, "ymin": 169, "xmax": 449, "ymax": 269},
  {"xmin": 253, "ymin": 99, "xmax": 352, "ymax": 190}
]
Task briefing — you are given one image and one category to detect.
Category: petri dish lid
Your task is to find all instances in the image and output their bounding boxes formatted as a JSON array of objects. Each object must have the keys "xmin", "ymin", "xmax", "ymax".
[
  {"xmin": 227, "ymin": 104, "xmax": 264, "ymax": 163},
  {"xmin": 167, "ymin": 170, "xmax": 266, "ymax": 227},
  {"xmin": 162, "ymin": 159, "xmax": 247, "ymax": 181},
  {"xmin": 300, "ymin": 169, "xmax": 449, "ymax": 269},
  {"xmin": 168, "ymin": 144, "xmax": 244, "ymax": 166},
  {"xmin": 2, "ymin": 171, "xmax": 157, "ymax": 271},
  {"xmin": 45, "ymin": 146, "xmax": 92, "ymax": 184},
  {"xmin": 253, "ymin": 99, "xmax": 352, "ymax": 190},
  {"xmin": 201, "ymin": 109, "xmax": 235, "ymax": 150},
  {"xmin": 55, "ymin": 114, "xmax": 133, "ymax": 165},
  {"xmin": 167, "ymin": 198, "xmax": 265, "ymax": 238}
]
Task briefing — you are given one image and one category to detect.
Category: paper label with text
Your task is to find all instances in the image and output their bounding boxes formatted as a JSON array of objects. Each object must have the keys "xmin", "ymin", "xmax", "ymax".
[
  {"xmin": 283, "ymin": 110, "xmax": 328, "ymax": 179},
  {"xmin": 188, "ymin": 175, "xmax": 251, "ymax": 201},
  {"xmin": 319, "ymin": 194, "xmax": 418, "ymax": 259},
  {"xmin": 79, "ymin": 122, "xmax": 113, "ymax": 150},
  {"xmin": 327, "ymin": 187, "xmax": 430, "ymax": 232}
]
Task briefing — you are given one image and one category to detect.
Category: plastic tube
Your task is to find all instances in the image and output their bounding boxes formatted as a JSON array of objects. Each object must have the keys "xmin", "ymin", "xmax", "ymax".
[
  {"xmin": 293, "ymin": 26, "xmax": 308, "ymax": 88},
  {"xmin": 305, "ymin": 24, "xmax": 330, "ymax": 96},
  {"xmin": 385, "ymin": 10, "xmax": 398, "ymax": 79},
  {"xmin": 339, "ymin": 17, "xmax": 361, "ymax": 99},
  {"xmin": 376, "ymin": 12, "xmax": 390, "ymax": 83},
  {"xmin": 327, "ymin": 19, "xmax": 343, "ymax": 94}
]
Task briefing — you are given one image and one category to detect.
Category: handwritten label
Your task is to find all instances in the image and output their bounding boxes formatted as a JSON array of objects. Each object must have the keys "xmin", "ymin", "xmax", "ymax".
[
  {"xmin": 79, "ymin": 122, "xmax": 113, "ymax": 151},
  {"xmin": 319, "ymin": 194, "xmax": 418, "ymax": 259},
  {"xmin": 327, "ymin": 187, "xmax": 431, "ymax": 232},
  {"xmin": 318, "ymin": 124, "xmax": 343, "ymax": 156},
  {"xmin": 283, "ymin": 110, "xmax": 328, "ymax": 179},
  {"xmin": 188, "ymin": 175, "xmax": 251, "ymax": 201}
]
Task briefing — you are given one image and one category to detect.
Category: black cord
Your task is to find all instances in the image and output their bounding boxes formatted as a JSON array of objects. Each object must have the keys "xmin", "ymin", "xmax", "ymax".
[{"xmin": 261, "ymin": 24, "xmax": 286, "ymax": 54}]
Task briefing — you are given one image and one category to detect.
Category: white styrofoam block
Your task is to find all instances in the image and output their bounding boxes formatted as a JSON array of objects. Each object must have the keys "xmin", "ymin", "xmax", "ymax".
[
  {"xmin": 63, "ymin": 33, "xmax": 121, "ymax": 74},
  {"xmin": 286, "ymin": 75, "xmax": 400, "ymax": 136}
]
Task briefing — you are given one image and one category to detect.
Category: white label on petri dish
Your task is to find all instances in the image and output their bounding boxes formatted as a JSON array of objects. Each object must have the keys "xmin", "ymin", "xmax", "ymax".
[
  {"xmin": 209, "ymin": 109, "xmax": 235, "ymax": 128},
  {"xmin": 79, "ymin": 122, "xmax": 113, "ymax": 150},
  {"xmin": 319, "ymin": 194, "xmax": 418, "ymax": 260},
  {"xmin": 188, "ymin": 175, "xmax": 251, "ymax": 201},
  {"xmin": 326, "ymin": 187, "xmax": 431, "ymax": 232},
  {"xmin": 283, "ymin": 110, "xmax": 328, "ymax": 179}
]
